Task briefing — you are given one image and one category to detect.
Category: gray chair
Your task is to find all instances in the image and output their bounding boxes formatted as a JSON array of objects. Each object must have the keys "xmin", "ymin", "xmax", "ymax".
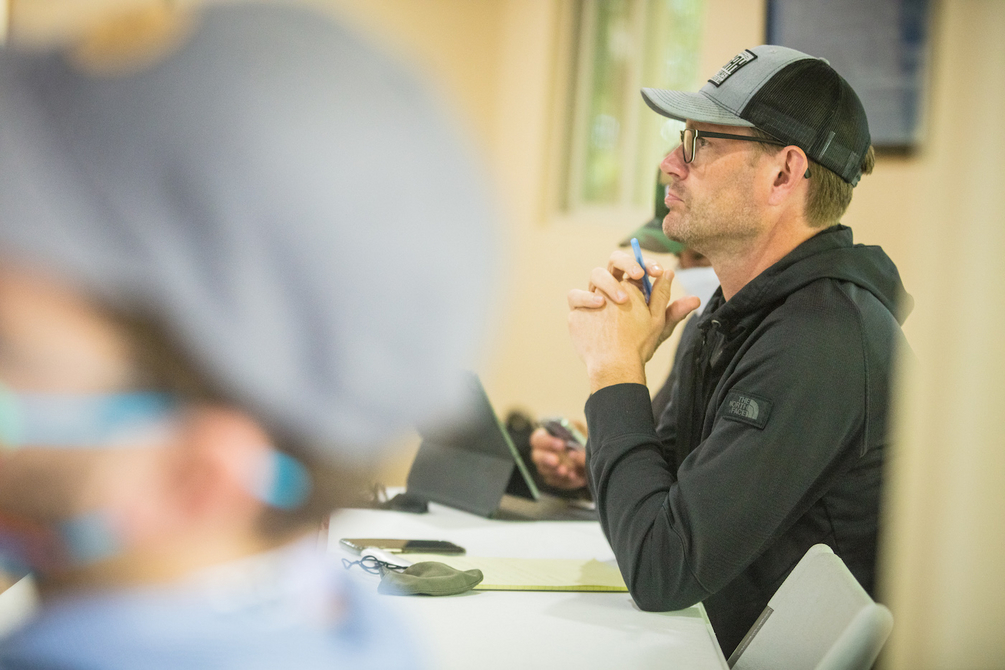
[
  {"xmin": 727, "ymin": 544, "xmax": 893, "ymax": 670},
  {"xmin": 0, "ymin": 574, "xmax": 38, "ymax": 637}
]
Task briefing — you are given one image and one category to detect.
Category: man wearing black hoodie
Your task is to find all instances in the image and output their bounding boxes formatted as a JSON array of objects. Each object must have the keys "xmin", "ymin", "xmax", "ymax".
[{"xmin": 567, "ymin": 45, "xmax": 910, "ymax": 659}]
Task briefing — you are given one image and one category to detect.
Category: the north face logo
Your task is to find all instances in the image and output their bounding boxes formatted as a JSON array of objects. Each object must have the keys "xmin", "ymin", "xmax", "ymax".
[
  {"xmin": 729, "ymin": 395, "xmax": 759, "ymax": 420},
  {"xmin": 721, "ymin": 390, "xmax": 772, "ymax": 429}
]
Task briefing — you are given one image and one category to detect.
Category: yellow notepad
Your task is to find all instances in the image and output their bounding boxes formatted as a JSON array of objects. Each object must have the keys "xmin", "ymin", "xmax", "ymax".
[{"xmin": 402, "ymin": 555, "xmax": 628, "ymax": 592}]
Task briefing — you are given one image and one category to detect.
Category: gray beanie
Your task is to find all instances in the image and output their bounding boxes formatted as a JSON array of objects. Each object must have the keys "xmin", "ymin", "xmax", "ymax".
[{"xmin": 0, "ymin": 5, "xmax": 498, "ymax": 460}]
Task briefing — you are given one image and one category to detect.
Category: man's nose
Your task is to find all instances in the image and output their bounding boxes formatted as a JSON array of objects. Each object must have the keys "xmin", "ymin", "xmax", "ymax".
[{"xmin": 661, "ymin": 144, "xmax": 687, "ymax": 180}]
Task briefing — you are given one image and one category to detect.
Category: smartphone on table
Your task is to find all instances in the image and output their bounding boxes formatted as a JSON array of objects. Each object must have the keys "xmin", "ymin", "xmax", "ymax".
[{"xmin": 338, "ymin": 538, "xmax": 466, "ymax": 555}]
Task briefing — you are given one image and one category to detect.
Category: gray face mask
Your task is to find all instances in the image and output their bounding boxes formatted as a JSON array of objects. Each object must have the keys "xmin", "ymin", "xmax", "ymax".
[
  {"xmin": 674, "ymin": 266, "xmax": 720, "ymax": 315},
  {"xmin": 377, "ymin": 561, "xmax": 483, "ymax": 596}
]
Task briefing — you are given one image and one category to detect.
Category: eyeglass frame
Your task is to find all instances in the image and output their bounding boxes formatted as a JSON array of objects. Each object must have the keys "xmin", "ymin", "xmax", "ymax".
[
  {"xmin": 342, "ymin": 554, "xmax": 408, "ymax": 576},
  {"xmin": 677, "ymin": 128, "xmax": 811, "ymax": 178},
  {"xmin": 678, "ymin": 128, "xmax": 784, "ymax": 164}
]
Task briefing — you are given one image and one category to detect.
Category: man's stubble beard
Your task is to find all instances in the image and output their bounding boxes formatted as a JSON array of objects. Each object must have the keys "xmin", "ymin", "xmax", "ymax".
[{"xmin": 662, "ymin": 172, "xmax": 761, "ymax": 258}]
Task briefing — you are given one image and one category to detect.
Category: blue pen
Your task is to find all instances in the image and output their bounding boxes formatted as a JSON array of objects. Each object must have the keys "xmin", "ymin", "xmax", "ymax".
[{"xmin": 630, "ymin": 238, "xmax": 652, "ymax": 304}]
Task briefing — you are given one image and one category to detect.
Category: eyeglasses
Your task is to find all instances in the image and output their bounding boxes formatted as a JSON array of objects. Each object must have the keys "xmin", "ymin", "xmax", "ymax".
[
  {"xmin": 678, "ymin": 128, "xmax": 783, "ymax": 164},
  {"xmin": 342, "ymin": 555, "xmax": 408, "ymax": 576},
  {"xmin": 0, "ymin": 383, "xmax": 312, "ymax": 510},
  {"xmin": 0, "ymin": 386, "xmax": 178, "ymax": 448}
]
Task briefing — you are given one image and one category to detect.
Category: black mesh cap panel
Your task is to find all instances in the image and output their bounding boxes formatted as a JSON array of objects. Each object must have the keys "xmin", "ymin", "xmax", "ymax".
[{"xmin": 740, "ymin": 59, "xmax": 871, "ymax": 185}]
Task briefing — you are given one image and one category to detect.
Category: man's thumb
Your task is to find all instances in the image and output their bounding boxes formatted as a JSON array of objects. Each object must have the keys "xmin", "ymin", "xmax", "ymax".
[{"xmin": 649, "ymin": 270, "xmax": 675, "ymax": 316}]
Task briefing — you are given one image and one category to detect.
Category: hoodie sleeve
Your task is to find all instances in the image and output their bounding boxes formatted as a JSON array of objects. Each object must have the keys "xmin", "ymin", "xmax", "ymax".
[{"xmin": 585, "ymin": 281, "xmax": 869, "ymax": 611}]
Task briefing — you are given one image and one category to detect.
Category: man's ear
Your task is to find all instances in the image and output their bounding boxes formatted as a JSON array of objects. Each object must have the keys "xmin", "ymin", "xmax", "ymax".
[
  {"xmin": 765, "ymin": 146, "xmax": 810, "ymax": 207},
  {"xmin": 163, "ymin": 406, "xmax": 274, "ymax": 528}
]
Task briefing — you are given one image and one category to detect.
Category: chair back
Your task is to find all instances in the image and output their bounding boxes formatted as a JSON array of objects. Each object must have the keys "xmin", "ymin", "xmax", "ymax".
[
  {"xmin": 0, "ymin": 574, "xmax": 38, "ymax": 637},
  {"xmin": 727, "ymin": 544, "xmax": 893, "ymax": 670}
]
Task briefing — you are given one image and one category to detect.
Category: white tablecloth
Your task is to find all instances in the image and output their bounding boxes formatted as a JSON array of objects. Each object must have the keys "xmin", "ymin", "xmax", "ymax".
[{"xmin": 329, "ymin": 502, "xmax": 729, "ymax": 670}]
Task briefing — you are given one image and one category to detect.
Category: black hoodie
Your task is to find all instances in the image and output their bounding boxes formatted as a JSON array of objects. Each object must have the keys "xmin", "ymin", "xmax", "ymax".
[{"xmin": 584, "ymin": 225, "xmax": 911, "ymax": 658}]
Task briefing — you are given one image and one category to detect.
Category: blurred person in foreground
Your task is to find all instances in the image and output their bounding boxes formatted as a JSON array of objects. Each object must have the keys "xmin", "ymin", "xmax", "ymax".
[
  {"xmin": 528, "ymin": 170, "xmax": 717, "ymax": 493},
  {"xmin": 566, "ymin": 46, "xmax": 911, "ymax": 657},
  {"xmin": 0, "ymin": 4, "xmax": 495, "ymax": 668}
]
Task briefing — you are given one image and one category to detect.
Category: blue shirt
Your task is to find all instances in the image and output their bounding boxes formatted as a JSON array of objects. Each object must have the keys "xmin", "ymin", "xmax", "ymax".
[{"xmin": 0, "ymin": 541, "xmax": 420, "ymax": 669}]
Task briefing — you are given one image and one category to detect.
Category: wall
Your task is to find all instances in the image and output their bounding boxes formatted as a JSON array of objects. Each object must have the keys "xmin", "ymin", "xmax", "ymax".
[{"xmin": 879, "ymin": 2, "xmax": 1005, "ymax": 667}]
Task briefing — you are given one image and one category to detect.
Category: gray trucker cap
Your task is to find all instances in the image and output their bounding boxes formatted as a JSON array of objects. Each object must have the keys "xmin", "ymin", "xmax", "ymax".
[{"xmin": 642, "ymin": 45, "xmax": 872, "ymax": 185}]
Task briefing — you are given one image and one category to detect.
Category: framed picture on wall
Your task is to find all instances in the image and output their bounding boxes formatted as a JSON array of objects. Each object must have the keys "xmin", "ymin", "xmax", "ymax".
[{"xmin": 766, "ymin": 0, "xmax": 930, "ymax": 153}]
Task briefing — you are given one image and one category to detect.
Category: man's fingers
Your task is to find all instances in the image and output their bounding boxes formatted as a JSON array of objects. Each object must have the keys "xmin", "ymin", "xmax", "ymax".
[
  {"xmin": 568, "ymin": 288, "xmax": 605, "ymax": 309},
  {"xmin": 590, "ymin": 266, "xmax": 628, "ymax": 303},
  {"xmin": 531, "ymin": 446, "xmax": 559, "ymax": 469},
  {"xmin": 531, "ymin": 427, "xmax": 572, "ymax": 481},
  {"xmin": 667, "ymin": 295, "xmax": 701, "ymax": 326},
  {"xmin": 530, "ymin": 427, "xmax": 567, "ymax": 453},
  {"xmin": 567, "ymin": 448, "xmax": 586, "ymax": 470},
  {"xmin": 658, "ymin": 296, "xmax": 700, "ymax": 345},
  {"xmin": 606, "ymin": 250, "xmax": 637, "ymax": 280},
  {"xmin": 649, "ymin": 270, "xmax": 699, "ymax": 324},
  {"xmin": 607, "ymin": 250, "xmax": 665, "ymax": 282},
  {"xmin": 640, "ymin": 271, "xmax": 700, "ymax": 347},
  {"xmin": 537, "ymin": 448, "xmax": 588, "ymax": 490},
  {"xmin": 648, "ymin": 270, "xmax": 676, "ymax": 315},
  {"xmin": 572, "ymin": 249, "xmax": 668, "ymax": 311}
]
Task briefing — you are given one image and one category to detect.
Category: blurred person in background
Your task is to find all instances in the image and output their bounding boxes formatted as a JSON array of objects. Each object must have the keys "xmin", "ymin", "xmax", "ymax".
[
  {"xmin": 0, "ymin": 3, "xmax": 496, "ymax": 668},
  {"xmin": 524, "ymin": 170, "xmax": 718, "ymax": 494}
]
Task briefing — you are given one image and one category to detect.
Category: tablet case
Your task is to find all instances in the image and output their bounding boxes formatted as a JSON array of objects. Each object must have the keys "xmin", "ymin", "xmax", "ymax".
[{"xmin": 405, "ymin": 372, "xmax": 541, "ymax": 518}]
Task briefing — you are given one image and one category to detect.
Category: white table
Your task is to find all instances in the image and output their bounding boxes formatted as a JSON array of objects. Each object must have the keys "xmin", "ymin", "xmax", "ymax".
[{"xmin": 329, "ymin": 503, "xmax": 729, "ymax": 670}]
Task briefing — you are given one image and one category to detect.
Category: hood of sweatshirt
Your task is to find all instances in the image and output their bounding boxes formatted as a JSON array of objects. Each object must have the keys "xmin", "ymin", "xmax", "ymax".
[{"xmin": 703, "ymin": 225, "xmax": 912, "ymax": 327}]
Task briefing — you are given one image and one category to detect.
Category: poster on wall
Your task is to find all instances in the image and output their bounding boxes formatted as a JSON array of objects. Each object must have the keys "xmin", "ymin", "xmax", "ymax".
[{"xmin": 766, "ymin": 0, "xmax": 930, "ymax": 151}]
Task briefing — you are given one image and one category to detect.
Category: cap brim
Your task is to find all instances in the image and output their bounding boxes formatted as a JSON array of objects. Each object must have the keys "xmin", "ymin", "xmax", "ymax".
[
  {"xmin": 619, "ymin": 218, "xmax": 685, "ymax": 255},
  {"xmin": 641, "ymin": 88, "xmax": 754, "ymax": 127}
]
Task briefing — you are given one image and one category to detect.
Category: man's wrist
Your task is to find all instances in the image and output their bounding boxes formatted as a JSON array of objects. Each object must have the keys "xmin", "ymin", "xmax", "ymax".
[{"xmin": 587, "ymin": 358, "xmax": 645, "ymax": 393}]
